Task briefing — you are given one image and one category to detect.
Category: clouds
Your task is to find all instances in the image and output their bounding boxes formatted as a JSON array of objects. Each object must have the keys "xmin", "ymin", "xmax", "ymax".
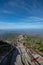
[
  {"xmin": 0, "ymin": 0, "xmax": 43, "ymax": 29},
  {"xmin": 0, "ymin": 16, "xmax": 43, "ymax": 29},
  {"xmin": 21, "ymin": 16, "xmax": 43, "ymax": 24},
  {"xmin": 0, "ymin": 0, "xmax": 43, "ymax": 17},
  {"xmin": 0, "ymin": 21, "xmax": 43, "ymax": 29}
]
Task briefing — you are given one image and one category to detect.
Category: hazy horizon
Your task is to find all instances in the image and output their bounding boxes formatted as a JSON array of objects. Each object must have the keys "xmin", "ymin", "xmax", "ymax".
[{"xmin": 0, "ymin": 29, "xmax": 43, "ymax": 35}]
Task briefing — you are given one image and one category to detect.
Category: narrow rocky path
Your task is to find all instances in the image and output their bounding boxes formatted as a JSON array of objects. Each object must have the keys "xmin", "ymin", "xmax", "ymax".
[
  {"xmin": 11, "ymin": 46, "xmax": 23, "ymax": 65},
  {"xmin": 17, "ymin": 43, "xmax": 31, "ymax": 65},
  {"xmin": 11, "ymin": 42, "xmax": 31, "ymax": 65}
]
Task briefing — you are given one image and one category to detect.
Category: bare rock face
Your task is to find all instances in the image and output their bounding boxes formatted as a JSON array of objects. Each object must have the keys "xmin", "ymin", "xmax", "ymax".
[{"xmin": 0, "ymin": 40, "xmax": 14, "ymax": 65}]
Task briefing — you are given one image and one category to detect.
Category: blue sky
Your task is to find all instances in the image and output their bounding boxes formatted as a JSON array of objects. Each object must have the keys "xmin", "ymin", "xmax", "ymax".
[{"xmin": 0, "ymin": 0, "xmax": 43, "ymax": 29}]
